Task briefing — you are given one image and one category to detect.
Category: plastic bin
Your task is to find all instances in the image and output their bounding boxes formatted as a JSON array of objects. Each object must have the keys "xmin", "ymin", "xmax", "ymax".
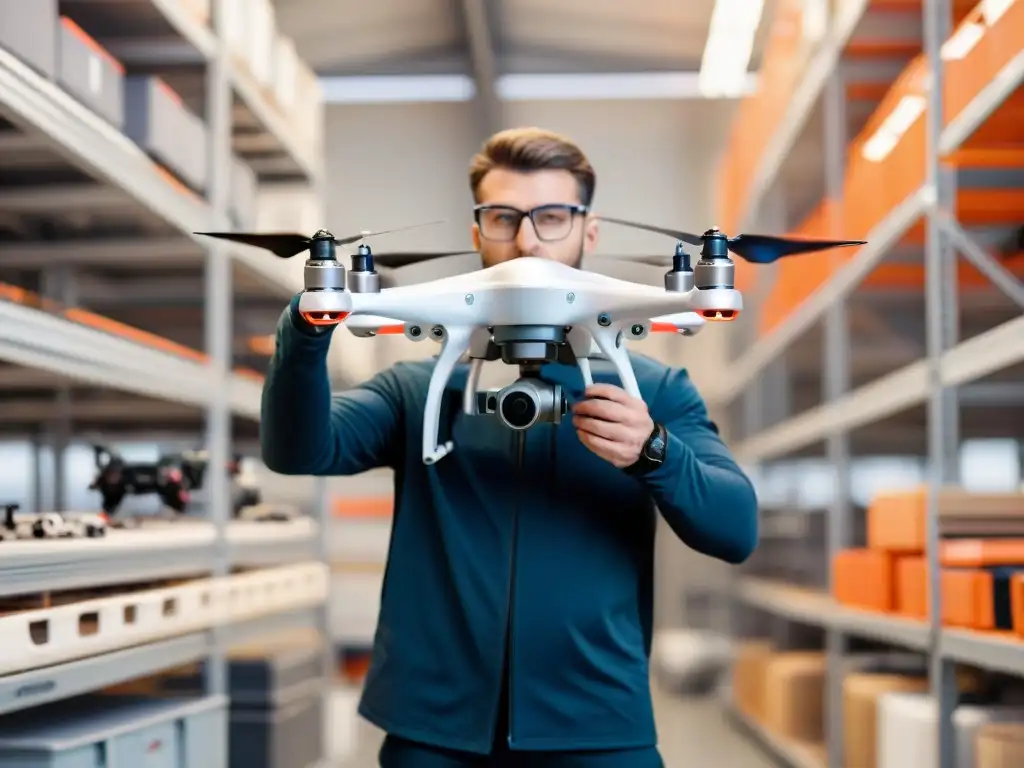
[
  {"xmin": 56, "ymin": 16, "xmax": 124, "ymax": 128},
  {"xmin": 0, "ymin": 694, "xmax": 227, "ymax": 768},
  {"xmin": 0, "ymin": 0, "xmax": 58, "ymax": 78},
  {"xmin": 123, "ymin": 75, "xmax": 208, "ymax": 192},
  {"xmin": 140, "ymin": 633, "xmax": 325, "ymax": 768}
]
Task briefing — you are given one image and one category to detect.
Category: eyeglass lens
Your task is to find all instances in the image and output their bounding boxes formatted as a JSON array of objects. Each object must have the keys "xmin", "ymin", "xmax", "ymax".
[{"xmin": 478, "ymin": 205, "xmax": 580, "ymax": 242}]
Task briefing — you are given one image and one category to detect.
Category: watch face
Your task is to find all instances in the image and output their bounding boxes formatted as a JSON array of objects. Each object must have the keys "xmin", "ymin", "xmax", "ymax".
[{"xmin": 646, "ymin": 431, "xmax": 666, "ymax": 462}]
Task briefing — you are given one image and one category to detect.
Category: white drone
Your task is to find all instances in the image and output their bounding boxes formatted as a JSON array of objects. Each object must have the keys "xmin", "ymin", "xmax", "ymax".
[{"xmin": 197, "ymin": 220, "xmax": 863, "ymax": 465}]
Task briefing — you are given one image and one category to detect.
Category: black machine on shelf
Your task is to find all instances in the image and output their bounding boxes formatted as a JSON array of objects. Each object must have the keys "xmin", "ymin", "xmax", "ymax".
[{"xmin": 89, "ymin": 444, "xmax": 261, "ymax": 518}]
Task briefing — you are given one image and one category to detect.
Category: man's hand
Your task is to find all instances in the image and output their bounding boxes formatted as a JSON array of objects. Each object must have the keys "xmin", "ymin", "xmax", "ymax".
[{"xmin": 571, "ymin": 384, "xmax": 655, "ymax": 469}]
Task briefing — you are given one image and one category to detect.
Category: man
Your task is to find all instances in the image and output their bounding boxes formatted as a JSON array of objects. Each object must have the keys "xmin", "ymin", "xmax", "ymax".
[{"xmin": 261, "ymin": 127, "xmax": 759, "ymax": 767}]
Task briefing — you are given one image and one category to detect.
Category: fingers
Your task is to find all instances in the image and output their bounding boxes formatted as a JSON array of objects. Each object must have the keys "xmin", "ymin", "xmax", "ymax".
[
  {"xmin": 576, "ymin": 430, "xmax": 634, "ymax": 468},
  {"xmin": 572, "ymin": 396, "xmax": 630, "ymax": 422},
  {"xmin": 572, "ymin": 415, "xmax": 631, "ymax": 442},
  {"xmin": 583, "ymin": 383, "xmax": 632, "ymax": 404}
]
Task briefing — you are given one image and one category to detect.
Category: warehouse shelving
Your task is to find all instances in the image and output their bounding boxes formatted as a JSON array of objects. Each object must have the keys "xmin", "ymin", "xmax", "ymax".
[
  {"xmin": 0, "ymin": 0, "xmax": 333, "ymax": 743},
  {"xmin": 714, "ymin": 0, "xmax": 1023, "ymax": 766},
  {"xmin": 0, "ymin": 517, "xmax": 319, "ymax": 596},
  {"xmin": 0, "ymin": 581, "xmax": 326, "ymax": 717}
]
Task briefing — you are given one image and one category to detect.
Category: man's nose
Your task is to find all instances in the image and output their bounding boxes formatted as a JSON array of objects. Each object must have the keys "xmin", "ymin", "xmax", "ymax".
[{"xmin": 515, "ymin": 216, "xmax": 541, "ymax": 254}]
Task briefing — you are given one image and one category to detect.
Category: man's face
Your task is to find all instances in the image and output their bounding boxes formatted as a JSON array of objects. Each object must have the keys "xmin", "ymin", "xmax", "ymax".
[{"xmin": 471, "ymin": 168, "xmax": 599, "ymax": 269}]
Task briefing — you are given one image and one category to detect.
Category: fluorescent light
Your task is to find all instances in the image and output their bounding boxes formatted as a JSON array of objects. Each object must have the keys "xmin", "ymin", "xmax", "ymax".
[
  {"xmin": 319, "ymin": 72, "xmax": 758, "ymax": 105},
  {"xmin": 496, "ymin": 72, "xmax": 757, "ymax": 100},
  {"xmin": 319, "ymin": 75, "xmax": 476, "ymax": 104},
  {"xmin": 941, "ymin": 22, "xmax": 985, "ymax": 60},
  {"xmin": 699, "ymin": 0, "xmax": 766, "ymax": 98},
  {"xmin": 981, "ymin": 0, "xmax": 1013, "ymax": 25}
]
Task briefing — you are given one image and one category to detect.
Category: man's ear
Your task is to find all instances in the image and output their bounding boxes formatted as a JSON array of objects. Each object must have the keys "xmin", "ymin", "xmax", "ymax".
[
  {"xmin": 583, "ymin": 215, "xmax": 599, "ymax": 253},
  {"xmin": 471, "ymin": 222, "xmax": 482, "ymax": 251}
]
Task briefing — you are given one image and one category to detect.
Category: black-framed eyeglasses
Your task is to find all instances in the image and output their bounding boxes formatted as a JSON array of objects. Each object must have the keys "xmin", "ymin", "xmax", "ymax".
[{"xmin": 474, "ymin": 203, "xmax": 588, "ymax": 242}]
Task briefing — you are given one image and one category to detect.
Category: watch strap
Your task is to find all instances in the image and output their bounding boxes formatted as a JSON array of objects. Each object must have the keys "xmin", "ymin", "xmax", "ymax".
[{"xmin": 625, "ymin": 422, "xmax": 667, "ymax": 476}]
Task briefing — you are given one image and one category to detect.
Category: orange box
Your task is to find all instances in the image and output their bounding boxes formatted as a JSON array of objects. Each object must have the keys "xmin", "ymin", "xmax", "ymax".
[
  {"xmin": 833, "ymin": 549, "xmax": 896, "ymax": 612},
  {"xmin": 942, "ymin": 570, "xmax": 992, "ymax": 629},
  {"xmin": 867, "ymin": 489, "xmax": 1024, "ymax": 552},
  {"xmin": 941, "ymin": 539, "xmax": 1024, "ymax": 568},
  {"xmin": 894, "ymin": 557, "xmax": 928, "ymax": 620}
]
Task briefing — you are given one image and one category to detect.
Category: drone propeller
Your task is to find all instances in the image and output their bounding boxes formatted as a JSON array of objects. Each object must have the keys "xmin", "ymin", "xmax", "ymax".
[
  {"xmin": 367, "ymin": 250, "xmax": 479, "ymax": 269},
  {"xmin": 194, "ymin": 221, "xmax": 445, "ymax": 259},
  {"xmin": 597, "ymin": 216, "xmax": 865, "ymax": 264}
]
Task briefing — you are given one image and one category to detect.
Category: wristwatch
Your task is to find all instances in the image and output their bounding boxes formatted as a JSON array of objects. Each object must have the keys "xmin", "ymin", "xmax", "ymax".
[{"xmin": 625, "ymin": 422, "xmax": 668, "ymax": 476}]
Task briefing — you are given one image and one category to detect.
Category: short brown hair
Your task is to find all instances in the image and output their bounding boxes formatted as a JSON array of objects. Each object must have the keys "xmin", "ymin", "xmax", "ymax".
[{"xmin": 469, "ymin": 127, "xmax": 596, "ymax": 206}]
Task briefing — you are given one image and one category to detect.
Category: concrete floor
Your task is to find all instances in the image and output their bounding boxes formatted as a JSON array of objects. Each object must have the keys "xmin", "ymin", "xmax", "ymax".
[{"xmin": 327, "ymin": 684, "xmax": 774, "ymax": 768}]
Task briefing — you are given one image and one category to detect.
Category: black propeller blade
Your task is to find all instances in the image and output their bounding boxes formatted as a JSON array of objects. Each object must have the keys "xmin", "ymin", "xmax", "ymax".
[
  {"xmin": 367, "ymin": 250, "xmax": 479, "ymax": 269},
  {"xmin": 597, "ymin": 217, "xmax": 704, "ymax": 247},
  {"xmin": 597, "ymin": 216, "xmax": 865, "ymax": 264},
  {"xmin": 194, "ymin": 220, "xmax": 446, "ymax": 259}
]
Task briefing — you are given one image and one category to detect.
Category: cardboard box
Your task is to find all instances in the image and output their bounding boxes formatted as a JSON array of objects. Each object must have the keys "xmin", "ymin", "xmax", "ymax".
[
  {"xmin": 763, "ymin": 651, "xmax": 826, "ymax": 742},
  {"xmin": 731, "ymin": 640, "xmax": 775, "ymax": 720},
  {"xmin": 0, "ymin": 0, "xmax": 58, "ymax": 78},
  {"xmin": 843, "ymin": 672, "xmax": 928, "ymax": 768},
  {"xmin": 977, "ymin": 722, "xmax": 1024, "ymax": 768}
]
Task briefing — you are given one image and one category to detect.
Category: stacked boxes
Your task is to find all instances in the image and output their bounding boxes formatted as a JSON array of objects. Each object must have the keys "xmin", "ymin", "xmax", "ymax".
[{"xmin": 832, "ymin": 488, "xmax": 1024, "ymax": 629}]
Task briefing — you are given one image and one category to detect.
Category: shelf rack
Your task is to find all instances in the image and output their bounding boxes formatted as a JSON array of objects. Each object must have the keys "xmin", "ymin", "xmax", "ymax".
[
  {"xmin": 712, "ymin": 0, "xmax": 1023, "ymax": 766},
  {"xmin": 0, "ymin": 0, "xmax": 331, "ymax": 729}
]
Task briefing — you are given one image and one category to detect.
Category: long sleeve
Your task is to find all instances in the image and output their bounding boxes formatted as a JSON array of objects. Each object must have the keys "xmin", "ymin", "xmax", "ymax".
[
  {"xmin": 639, "ymin": 367, "xmax": 759, "ymax": 564},
  {"xmin": 260, "ymin": 295, "xmax": 404, "ymax": 476}
]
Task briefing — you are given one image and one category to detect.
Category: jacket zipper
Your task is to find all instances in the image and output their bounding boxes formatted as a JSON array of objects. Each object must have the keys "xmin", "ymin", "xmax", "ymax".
[{"xmin": 504, "ymin": 430, "xmax": 525, "ymax": 747}]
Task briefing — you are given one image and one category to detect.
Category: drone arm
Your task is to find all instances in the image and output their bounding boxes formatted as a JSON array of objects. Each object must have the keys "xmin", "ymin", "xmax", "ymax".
[
  {"xmin": 589, "ymin": 323, "xmax": 640, "ymax": 399},
  {"xmin": 260, "ymin": 305, "xmax": 402, "ymax": 476},
  {"xmin": 639, "ymin": 369, "xmax": 758, "ymax": 564},
  {"xmin": 422, "ymin": 326, "xmax": 474, "ymax": 463}
]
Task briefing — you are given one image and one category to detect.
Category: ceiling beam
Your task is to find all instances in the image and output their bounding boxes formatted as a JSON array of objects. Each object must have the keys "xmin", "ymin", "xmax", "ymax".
[{"xmin": 456, "ymin": 0, "xmax": 505, "ymax": 136}]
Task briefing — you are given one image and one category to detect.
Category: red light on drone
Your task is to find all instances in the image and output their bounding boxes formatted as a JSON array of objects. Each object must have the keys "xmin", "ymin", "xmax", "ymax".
[
  {"xmin": 700, "ymin": 310, "xmax": 739, "ymax": 322},
  {"xmin": 301, "ymin": 311, "xmax": 350, "ymax": 326},
  {"xmin": 650, "ymin": 322, "xmax": 679, "ymax": 333},
  {"xmin": 376, "ymin": 324, "xmax": 405, "ymax": 335}
]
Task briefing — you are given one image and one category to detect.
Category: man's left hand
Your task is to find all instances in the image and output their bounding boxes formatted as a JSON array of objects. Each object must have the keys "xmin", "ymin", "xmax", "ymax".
[{"xmin": 572, "ymin": 384, "xmax": 655, "ymax": 469}]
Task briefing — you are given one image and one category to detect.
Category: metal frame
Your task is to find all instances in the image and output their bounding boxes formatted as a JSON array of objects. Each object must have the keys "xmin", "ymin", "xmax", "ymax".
[
  {"xmin": 719, "ymin": 0, "xmax": 1024, "ymax": 766},
  {"xmin": 0, "ymin": 0, "xmax": 333, "ymax": 740}
]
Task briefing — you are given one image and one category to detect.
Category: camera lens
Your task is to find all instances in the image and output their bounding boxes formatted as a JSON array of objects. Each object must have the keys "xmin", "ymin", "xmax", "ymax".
[{"xmin": 499, "ymin": 390, "xmax": 538, "ymax": 429}]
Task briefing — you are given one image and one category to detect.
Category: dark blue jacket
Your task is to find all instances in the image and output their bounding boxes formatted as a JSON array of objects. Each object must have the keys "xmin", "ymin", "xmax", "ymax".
[{"xmin": 261, "ymin": 296, "xmax": 758, "ymax": 754}]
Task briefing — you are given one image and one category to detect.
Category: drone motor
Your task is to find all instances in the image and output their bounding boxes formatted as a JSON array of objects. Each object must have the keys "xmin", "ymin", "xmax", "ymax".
[
  {"xmin": 664, "ymin": 242, "xmax": 695, "ymax": 294},
  {"xmin": 301, "ymin": 230, "xmax": 351, "ymax": 325},
  {"xmin": 348, "ymin": 244, "xmax": 382, "ymax": 294},
  {"xmin": 693, "ymin": 228, "xmax": 735, "ymax": 291}
]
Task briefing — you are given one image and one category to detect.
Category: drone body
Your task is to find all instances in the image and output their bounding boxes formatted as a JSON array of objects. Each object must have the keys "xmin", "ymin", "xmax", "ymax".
[{"xmin": 197, "ymin": 219, "xmax": 864, "ymax": 466}]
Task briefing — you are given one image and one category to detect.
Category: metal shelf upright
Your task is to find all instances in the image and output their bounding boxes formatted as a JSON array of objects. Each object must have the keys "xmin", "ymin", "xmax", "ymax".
[
  {"xmin": 716, "ymin": 0, "xmax": 1024, "ymax": 765},
  {"xmin": 204, "ymin": 0, "xmax": 233, "ymax": 700}
]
